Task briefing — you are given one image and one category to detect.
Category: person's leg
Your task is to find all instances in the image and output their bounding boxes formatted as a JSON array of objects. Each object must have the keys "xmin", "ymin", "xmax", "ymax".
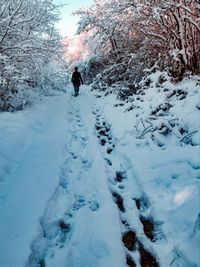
[
  {"xmin": 74, "ymin": 86, "xmax": 77, "ymax": 96},
  {"xmin": 74, "ymin": 86, "xmax": 79, "ymax": 96},
  {"xmin": 76, "ymin": 86, "xmax": 79, "ymax": 96}
]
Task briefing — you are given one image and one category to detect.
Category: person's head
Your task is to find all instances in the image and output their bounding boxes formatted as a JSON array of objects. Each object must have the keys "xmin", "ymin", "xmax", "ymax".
[{"xmin": 74, "ymin": 67, "xmax": 78, "ymax": 71}]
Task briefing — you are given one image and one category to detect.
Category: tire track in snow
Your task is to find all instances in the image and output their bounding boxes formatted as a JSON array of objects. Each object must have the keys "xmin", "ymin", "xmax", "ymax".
[{"xmin": 92, "ymin": 105, "xmax": 162, "ymax": 267}]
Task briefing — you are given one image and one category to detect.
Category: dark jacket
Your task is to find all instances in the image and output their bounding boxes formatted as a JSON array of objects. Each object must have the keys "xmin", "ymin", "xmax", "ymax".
[{"xmin": 71, "ymin": 71, "xmax": 83, "ymax": 86}]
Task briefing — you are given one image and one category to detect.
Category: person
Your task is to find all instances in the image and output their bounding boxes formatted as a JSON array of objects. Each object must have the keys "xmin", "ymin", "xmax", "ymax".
[{"xmin": 71, "ymin": 67, "xmax": 83, "ymax": 96}]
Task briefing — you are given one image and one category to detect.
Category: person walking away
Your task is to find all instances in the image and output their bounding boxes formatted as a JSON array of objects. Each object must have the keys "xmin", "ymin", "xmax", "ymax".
[{"xmin": 71, "ymin": 67, "xmax": 83, "ymax": 96}]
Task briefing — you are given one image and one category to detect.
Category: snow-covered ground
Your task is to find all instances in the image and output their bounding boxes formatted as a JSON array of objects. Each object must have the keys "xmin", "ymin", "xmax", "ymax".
[{"xmin": 0, "ymin": 81, "xmax": 199, "ymax": 267}]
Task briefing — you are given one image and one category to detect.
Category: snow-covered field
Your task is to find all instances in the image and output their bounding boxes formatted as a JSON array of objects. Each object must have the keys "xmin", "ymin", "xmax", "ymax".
[{"xmin": 0, "ymin": 80, "xmax": 199, "ymax": 267}]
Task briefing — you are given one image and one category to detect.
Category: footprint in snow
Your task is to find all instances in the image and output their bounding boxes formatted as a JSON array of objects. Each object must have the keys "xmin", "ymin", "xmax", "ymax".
[
  {"xmin": 105, "ymin": 157, "xmax": 112, "ymax": 166},
  {"xmin": 81, "ymin": 136, "xmax": 89, "ymax": 142},
  {"xmin": 88, "ymin": 200, "xmax": 100, "ymax": 212},
  {"xmin": 58, "ymin": 220, "xmax": 71, "ymax": 246},
  {"xmin": 80, "ymin": 157, "xmax": 92, "ymax": 169},
  {"xmin": 80, "ymin": 136, "xmax": 89, "ymax": 148},
  {"xmin": 68, "ymin": 150, "xmax": 78, "ymax": 159}
]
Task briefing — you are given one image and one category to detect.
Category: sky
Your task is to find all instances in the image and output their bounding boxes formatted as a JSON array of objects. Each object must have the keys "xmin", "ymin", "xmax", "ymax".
[{"xmin": 54, "ymin": 0, "xmax": 94, "ymax": 38}]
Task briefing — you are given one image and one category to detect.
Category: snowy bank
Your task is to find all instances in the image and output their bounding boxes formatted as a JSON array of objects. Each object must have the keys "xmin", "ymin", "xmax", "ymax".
[{"xmin": 91, "ymin": 75, "xmax": 200, "ymax": 266}]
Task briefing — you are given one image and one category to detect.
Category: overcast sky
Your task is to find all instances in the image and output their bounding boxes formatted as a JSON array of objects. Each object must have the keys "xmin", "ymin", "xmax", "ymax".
[{"xmin": 54, "ymin": 0, "xmax": 93, "ymax": 38}]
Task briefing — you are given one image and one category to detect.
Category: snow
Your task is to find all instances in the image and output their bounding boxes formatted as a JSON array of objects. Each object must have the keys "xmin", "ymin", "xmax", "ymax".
[
  {"xmin": 0, "ymin": 79, "xmax": 199, "ymax": 266},
  {"xmin": 0, "ymin": 88, "xmax": 125, "ymax": 267},
  {"xmin": 0, "ymin": 96, "xmax": 70, "ymax": 266},
  {"xmin": 90, "ymin": 75, "xmax": 200, "ymax": 266}
]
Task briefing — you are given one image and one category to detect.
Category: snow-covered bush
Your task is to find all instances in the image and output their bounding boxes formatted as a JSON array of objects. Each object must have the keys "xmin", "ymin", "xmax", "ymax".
[
  {"xmin": 123, "ymin": 73, "xmax": 200, "ymax": 148},
  {"xmin": 90, "ymin": 37, "xmax": 163, "ymax": 99}
]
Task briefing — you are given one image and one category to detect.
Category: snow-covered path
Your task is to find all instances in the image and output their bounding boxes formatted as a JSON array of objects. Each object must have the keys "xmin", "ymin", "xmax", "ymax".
[
  {"xmin": 0, "ymin": 87, "xmax": 126, "ymax": 267},
  {"xmin": 0, "ymin": 86, "xmax": 199, "ymax": 267},
  {"xmin": 27, "ymin": 91, "xmax": 126, "ymax": 267}
]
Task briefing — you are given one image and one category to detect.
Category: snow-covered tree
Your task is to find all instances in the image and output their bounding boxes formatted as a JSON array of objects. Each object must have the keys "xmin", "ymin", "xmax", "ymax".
[
  {"xmin": 133, "ymin": 0, "xmax": 200, "ymax": 78},
  {"xmin": 74, "ymin": 0, "xmax": 200, "ymax": 91},
  {"xmin": 0, "ymin": 0, "xmax": 67, "ymax": 111}
]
